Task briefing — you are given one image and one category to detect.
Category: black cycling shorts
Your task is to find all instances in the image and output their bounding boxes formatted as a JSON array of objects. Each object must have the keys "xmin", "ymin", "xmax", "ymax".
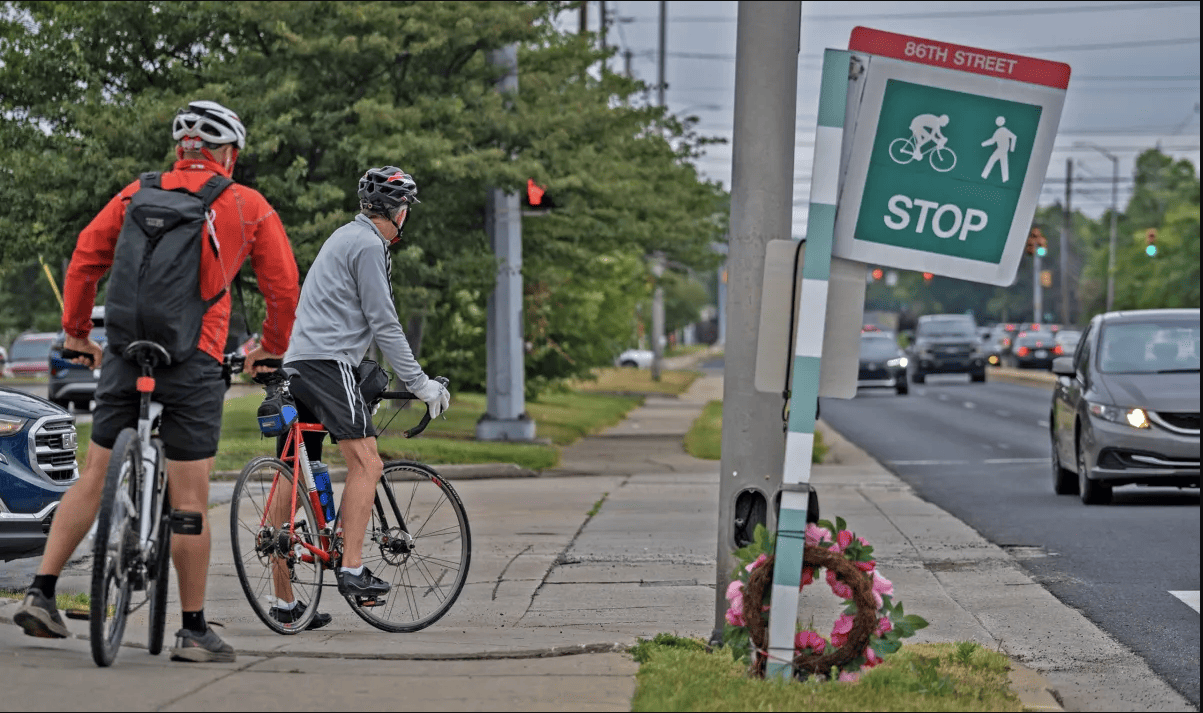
[
  {"xmin": 91, "ymin": 347, "xmax": 226, "ymax": 461},
  {"xmin": 284, "ymin": 359, "xmax": 377, "ymax": 442}
]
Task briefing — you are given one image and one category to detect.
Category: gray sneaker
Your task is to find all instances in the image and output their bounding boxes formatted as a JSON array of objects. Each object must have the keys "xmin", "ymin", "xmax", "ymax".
[
  {"xmin": 169, "ymin": 627, "xmax": 236, "ymax": 663},
  {"xmin": 13, "ymin": 590, "xmax": 68, "ymax": 639}
]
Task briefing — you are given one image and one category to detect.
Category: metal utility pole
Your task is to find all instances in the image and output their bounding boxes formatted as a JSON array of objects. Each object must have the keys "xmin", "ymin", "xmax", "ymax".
[
  {"xmin": 599, "ymin": 1, "xmax": 607, "ymax": 64},
  {"xmin": 624, "ymin": 48, "xmax": 633, "ymax": 79},
  {"xmin": 1060, "ymin": 158, "xmax": 1072, "ymax": 324},
  {"xmin": 712, "ymin": 0, "xmax": 801, "ymax": 641},
  {"xmin": 579, "ymin": 0, "xmax": 587, "ymax": 35},
  {"xmin": 478, "ymin": 44, "xmax": 536, "ymax": 442},
  {"xmin": 1033, "ymin": 251, "xmax": 1042, "ymax": 323},
  {"xmin": 1079, "ymin": 144, "xmax": 1120, "ymax": 311},
  {"xmin": 657, "ymin": 1, "xmax": 667, "ymax": 108}
]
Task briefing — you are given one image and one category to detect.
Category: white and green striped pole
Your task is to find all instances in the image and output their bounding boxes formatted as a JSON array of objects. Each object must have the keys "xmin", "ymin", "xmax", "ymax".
[{"xmin": 764, "ymin": 48, "xmax": 852, "ymax": 679}]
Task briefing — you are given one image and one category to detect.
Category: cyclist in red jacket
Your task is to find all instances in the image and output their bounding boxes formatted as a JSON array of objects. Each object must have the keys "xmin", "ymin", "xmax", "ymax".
[{"xmin": 13, "ymin": 100, "xmax": 301, "ymax": 664}]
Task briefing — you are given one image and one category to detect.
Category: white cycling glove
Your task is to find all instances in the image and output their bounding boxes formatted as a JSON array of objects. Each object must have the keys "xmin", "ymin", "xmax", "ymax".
[{"xmin": 412, "ymin": 378, "xmax": 451, "ymax": 419}]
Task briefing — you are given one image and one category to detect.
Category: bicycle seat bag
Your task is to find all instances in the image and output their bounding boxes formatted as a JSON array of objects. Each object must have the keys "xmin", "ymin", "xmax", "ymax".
[
  {"xmin": 105, "ymin": 172, "xmax": 233, "ymax": 364},
  {"xmin": 356, "ymin": 359, "xmax": 389, "ymax": 405},
  {"xmin": 257, "ymin": 378, "xmax": 298, "ymax": 437}
]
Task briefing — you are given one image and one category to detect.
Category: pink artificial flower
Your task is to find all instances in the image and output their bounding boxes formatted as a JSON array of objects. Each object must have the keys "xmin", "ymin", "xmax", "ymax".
[
  {"xmin": 837, "ymin": 671, "xmax": 861, "ymax": 683},
  {"xmin": 745, "ymin": 553, "xmax": 768, "ymax": 573},
  {"xmin": 830, "ymin": 612, "xmax": 855, "ymax": 647},
  {"xmin": 835, "ymin": 530, "xmax": 854, "ymax": 552},
  {"xmin": 857, "ymin": 536, "xmax": 871, "ymax": 547},
  {"xmin": 794, "ymin": 630, "xmax": 828, "ymax": 654},
  {"xmin": 864, "ymin": 646, "xmax": 884, "ymax": 668},
  {"xmin": 855, "ymin": 559, "xmax": 876, "ymax": 573},
  {"xmin": 801, "ymin": 566, "xmax": 815, "ymax": 587},
  {"xmin": 875, "ymin": 615, "xmax": 893, "ymax": 637},
  {"xmin": 805, "ymin": 523, "xmax": 832, "ymax": 547},
  {"xmin": 826, "ymin": 568, "xmax": 854, "ymax": 600},
  {"xmin": 871, "ymin": 570, "xmax": 894, "ymax": 609},
  {"xmin": 725, "ymin": 604, "xmax": 745, "ymax": 627},
  {"xmin": 725, "ymin": 579, "xmax": 744, "ymax": 604}
]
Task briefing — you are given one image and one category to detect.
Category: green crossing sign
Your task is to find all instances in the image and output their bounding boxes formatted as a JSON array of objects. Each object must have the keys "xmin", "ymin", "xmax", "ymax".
[{"xmin": 833, "ymin": 28, "xmax": 1070, "ymax": 286}]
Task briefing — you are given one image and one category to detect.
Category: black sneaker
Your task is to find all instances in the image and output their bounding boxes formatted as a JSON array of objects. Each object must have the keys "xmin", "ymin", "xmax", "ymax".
[
  {"xmin": 13, "ymin": 589, "xmax": 69, "ymax": 639},
  {"xmin": 269, "ymin": 601, "xmax": 332, "ymax": 630},
  {"xmin": 336, "ymin": 566, "xmax": 390, "ymax": 597},
  {"xmin": 169, "ymin": 627, "xmax": 236, "ymax": 663}
]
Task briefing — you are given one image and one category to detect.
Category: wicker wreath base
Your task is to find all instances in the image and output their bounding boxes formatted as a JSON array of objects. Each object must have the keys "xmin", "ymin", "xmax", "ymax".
[{"xmin": 742, "ymin": 546, "xmax": 879, "ymax": 677}]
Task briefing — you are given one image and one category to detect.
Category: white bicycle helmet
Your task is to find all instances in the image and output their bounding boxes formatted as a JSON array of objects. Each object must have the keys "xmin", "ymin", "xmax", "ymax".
[{"xmin": 172, "ymin": 100, "xmax": 246, "ymax": 149}]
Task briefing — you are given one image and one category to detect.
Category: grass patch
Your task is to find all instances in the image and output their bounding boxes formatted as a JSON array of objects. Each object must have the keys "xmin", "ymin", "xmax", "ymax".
[
  {"xmin": 1, "ymin": 588, "xmax": 93, "ymax": 614},
  {"xmin": 665, "ymin": 344, "xmax": 711, "ymax": 358},
  {"xmin": 684, "ymin": 400, "xmax": 828, "ymax": 464},
  {"xmin": 587, "ymin": 493, "xmax": 608, "ymax": 517},
  {"xmin": 569, "ymin": 367, "xmax": 699, "ymax": 396},
  {"xmin": 631, "ymin": 638, "xmax": 1022, "ymax": 712}
]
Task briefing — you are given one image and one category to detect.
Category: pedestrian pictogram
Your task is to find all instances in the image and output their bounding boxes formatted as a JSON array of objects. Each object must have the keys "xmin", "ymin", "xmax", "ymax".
[{"xmin": 980, "ymin": 116, "xmax": 1018, "ymax": 183}]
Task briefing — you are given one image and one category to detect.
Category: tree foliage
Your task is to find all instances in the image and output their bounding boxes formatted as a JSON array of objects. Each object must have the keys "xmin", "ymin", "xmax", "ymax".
[{"xmin": 0, "ymin": 1, "xmax": 727, "ymax": 394}]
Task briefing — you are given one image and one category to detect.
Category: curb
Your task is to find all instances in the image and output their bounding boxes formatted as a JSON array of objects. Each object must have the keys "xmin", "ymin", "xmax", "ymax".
[
  {"xmin": 212, "ymin": 462, "xmax": 540, "ymax": 482},
  {"xmin": 1009, "ymin": 661, "xmax": 1065, "ymax": 711}
]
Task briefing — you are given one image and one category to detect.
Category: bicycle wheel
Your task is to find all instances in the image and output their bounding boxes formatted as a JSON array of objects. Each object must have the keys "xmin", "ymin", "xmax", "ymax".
[
  {"xmin": 91, "ymin": 428, "xmax": 139, "ymax": 667},
  {"xmin": 147, "ymin": 470, "xmax": 172, "ymax": 656},
  {"xmin": 230, "ymin": 456, "xmax": 323, "ymax": 634},
  {"xmin": 929, "ymin": 145, "xmax": 957, "ymax": 172},
  {"xmin": 888, "ymin": 137, "xmax": 917, "ymax": 164},
  {"xmin": 345, "ymin": 461, "xmax": 471, "ymax": 632}
]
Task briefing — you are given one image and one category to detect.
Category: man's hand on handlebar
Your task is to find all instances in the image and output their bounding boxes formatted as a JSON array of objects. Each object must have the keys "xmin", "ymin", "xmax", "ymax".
[
  {"xmin": 244, "ymin": 344, "xmax": 284, "ymax": 376},
  {"xmin": 63, "ymin": 335, "xmax": 104, "ymax": 369}
]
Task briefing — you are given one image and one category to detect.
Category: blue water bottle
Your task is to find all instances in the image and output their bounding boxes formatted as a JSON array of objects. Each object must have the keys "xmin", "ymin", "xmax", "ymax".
[{"xmin": 310, "ymin": 461, "xmax": 336, "ymax": 524}]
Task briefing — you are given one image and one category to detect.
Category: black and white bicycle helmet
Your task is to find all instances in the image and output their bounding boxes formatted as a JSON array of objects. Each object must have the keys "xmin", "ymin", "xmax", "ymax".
[
  {"xmin": 172, "ymin": 100, "xmax": 247, "ymax": 149},
  {"xmin": 358, "ymin": 166, "xmax": 420, "ymax": 218}
]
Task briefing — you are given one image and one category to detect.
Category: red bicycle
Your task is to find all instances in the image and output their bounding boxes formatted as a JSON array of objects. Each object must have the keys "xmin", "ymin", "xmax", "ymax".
[{"xmin": 229, "ymin": 374, "xmax": 470, "ymax": 634}]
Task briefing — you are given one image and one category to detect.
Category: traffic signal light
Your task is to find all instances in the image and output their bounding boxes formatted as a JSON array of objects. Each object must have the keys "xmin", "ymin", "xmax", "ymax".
[
  {"xmin": 1145, "ymin": 228, "xmax": 1157, "ymax": 257},
  {"xmin": 923, "ymin": 272, "xmax": 934, "ymax": 283},
  {"xmin": 871, "ymin": 268, "xmax": 884, "ymax": 281},
  {"xmin": 1026, "ymin": 227, "xmax": 1048, "ymax": 256},
  {"xmin": 524, "ymin": 178, "xmax": 557, "ymax": 211}
]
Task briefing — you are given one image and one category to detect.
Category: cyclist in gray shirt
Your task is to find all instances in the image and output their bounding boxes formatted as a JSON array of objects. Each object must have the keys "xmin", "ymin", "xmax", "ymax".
[{"xmin": 280, "ymin": 166, "xmax": 449, "ymax": 611}]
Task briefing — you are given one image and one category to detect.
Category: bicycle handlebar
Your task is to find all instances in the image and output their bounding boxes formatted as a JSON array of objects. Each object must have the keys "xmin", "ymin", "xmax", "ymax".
[{"xmin": 60, "ymin": 348, "xmax": 95, "ymax": 366}]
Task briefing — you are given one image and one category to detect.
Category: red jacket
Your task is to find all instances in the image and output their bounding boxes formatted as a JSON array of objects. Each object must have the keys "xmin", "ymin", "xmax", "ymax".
[{"xmin": 63, "ymin": 158, "xmax": 300, "ymax": 362}]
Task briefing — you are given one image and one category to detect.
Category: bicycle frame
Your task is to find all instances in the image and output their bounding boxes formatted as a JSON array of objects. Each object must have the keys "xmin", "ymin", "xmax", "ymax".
[
  {"xmin": 269, "ymin": 421, "xmax": 336, "ymax": 566},
  {"xmin": 134, "ymin": 375, "xmax": 166, "ymax": 559}
]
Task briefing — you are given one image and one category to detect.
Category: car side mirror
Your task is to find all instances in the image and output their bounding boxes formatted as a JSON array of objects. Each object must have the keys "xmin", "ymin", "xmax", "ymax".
[{"xmin": 1051, "ymin": 355, "xmax": 1075, "ymax": 377}]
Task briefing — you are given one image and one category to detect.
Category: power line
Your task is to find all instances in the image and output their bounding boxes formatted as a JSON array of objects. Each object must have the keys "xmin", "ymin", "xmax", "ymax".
[{"xmin": 1014, "ymin": 36, "xmax": 1199, "ymax": 52}]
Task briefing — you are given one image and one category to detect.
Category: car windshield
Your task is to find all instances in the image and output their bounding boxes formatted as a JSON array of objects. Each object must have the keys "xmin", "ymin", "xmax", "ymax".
[
  {"xmin": 859, "ymin": 337, "xmax": 899, "ymax": 359},
  {"xmin": 1098, "ymin": 319, "xmax": 1201, "ymax": 374},
  {"xmin": 10, "ymin": 337, "xmax": 54, "ymax": 361},
  {"xmin": 918, "ymin": 321, "xmax": 976, "ymax": 338}
]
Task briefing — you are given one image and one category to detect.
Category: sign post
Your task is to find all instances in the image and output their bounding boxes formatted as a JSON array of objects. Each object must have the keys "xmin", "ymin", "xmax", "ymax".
[{"xmin": 764, "ymin": 27, "xmax": 1068, "ymax": 680}]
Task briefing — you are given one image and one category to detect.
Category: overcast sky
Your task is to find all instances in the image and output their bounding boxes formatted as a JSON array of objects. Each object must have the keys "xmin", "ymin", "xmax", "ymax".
[{"xmin": 577, "ymin": 1, "xmax": 1200, "ymax": 230}]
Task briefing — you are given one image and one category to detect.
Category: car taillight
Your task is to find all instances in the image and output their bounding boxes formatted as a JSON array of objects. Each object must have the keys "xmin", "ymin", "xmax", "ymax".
[
  {"xmin": 1053, "ymin": 345, "xmax": 1063, "ymax": 355},
  {"xmin": 1016, "ymin": 346, "xmax": 1030, "ymax": 357}
]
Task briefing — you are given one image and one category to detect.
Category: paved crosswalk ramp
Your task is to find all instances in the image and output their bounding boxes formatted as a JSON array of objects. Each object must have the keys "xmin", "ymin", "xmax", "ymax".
[{"xmin": 1169, "ymin": 590, "xmax": 1200, "ymax": 614}]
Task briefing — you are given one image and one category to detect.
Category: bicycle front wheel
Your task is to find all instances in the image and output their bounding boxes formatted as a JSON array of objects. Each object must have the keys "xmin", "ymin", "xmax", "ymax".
[
  {"xmin": 147, "ymin": 468, "xmax": 172, "ymax": 656},
  {"xmin": 345, "ymin": 461, "xmax": 471, "ymax": 632},
  {"xmin": 930, "ymin": 146, "xmax": 957, "ymax": 172},
  {"xmin": 230, "ymin": 456, "xmax": 323, "ymax": 635},
  {"xmin": 91, "ymin": 428, "xmax": 139, "ymax": 667}
]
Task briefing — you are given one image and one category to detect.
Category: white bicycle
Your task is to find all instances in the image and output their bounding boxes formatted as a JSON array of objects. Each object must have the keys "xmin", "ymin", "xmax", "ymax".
[{"xmin": 888, "ymin": 135, "xmax": 957, "ymax": 173}]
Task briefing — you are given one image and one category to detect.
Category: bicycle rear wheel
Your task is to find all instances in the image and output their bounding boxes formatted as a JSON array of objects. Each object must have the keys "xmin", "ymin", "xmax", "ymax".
[
  {"xmin": 91, "ymin": 428, "xmax": 139, "ymax": 667},
  {"xmin": 230, "ymin": 456, "xmax": 323, "ymax": 634},
  {"xmin": 345, "ymin": 461, "xmax": 471, "ymax": 632},
  {"xmin": 147, "ymin": 469, "xmax": 172, "ymax": 656}
]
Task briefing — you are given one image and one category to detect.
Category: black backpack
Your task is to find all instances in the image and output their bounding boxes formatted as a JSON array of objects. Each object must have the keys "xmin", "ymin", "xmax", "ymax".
[{"xmin": 105, "ymin": 172, "xmax": 233, "ymax": 364}]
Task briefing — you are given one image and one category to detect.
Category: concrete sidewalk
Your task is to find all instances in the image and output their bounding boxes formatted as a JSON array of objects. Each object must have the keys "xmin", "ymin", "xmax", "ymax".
[{"xmin": 0, "ymin": 356, "xmax": 1194, "ymax": 711}]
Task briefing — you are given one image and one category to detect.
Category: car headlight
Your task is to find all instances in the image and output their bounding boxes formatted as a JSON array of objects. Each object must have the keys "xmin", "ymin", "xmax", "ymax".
[
  {"xmin": 887, "ymin": 357, "xmax": 908, "ymax": 368},
  {"xmin": 1088, "ymin": 402, "xmax": 1150, "ymax": 429},
  {"xmin": 0, "ymin": 415, "xmax": 27, "ymax": 436}
]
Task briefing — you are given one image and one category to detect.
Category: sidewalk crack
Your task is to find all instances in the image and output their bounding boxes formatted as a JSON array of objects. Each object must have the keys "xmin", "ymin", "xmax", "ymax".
[{"xmin": 492, "ymin": 544, "xmax": 533, "ymax": 601}]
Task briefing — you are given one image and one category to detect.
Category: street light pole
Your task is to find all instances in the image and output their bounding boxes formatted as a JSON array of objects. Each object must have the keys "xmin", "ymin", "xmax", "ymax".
[{"xmin": 1077, "ymin": 142, "xmax": 1119, "ymax": 311}]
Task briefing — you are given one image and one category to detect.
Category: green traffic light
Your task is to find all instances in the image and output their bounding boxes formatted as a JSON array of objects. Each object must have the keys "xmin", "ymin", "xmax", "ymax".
[
  {"xmin": 1146, "ymin": 244, "xmax": 1157, "ymax": 257},
  {"xmin": 1035, "ymin": 247, "xmax": 1048, "ymax": 257}
]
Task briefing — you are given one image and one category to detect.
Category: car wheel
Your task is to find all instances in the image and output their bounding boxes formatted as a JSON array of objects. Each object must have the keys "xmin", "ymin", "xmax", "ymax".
[
  {"xmin": 971, "ymin": 369, "xmax": 986, "ymax": 383},
  {"xmin": 619, "ymin": 360, "xmax": 638, "ymax": 368},
  {"xmin": 1051, "ymin": 416, "xmax": 1077, "ymax": 495},
  {"xmin": 1076, "ymin": 426, "xmax": 1111, "ymax": 505},
  {"xmin": 911, "ymin": 370, "xmax": 925, "ymax": 384},
  {"xmin": 895, "ymin": 382, "xmax": 908, "ymax": 395}
]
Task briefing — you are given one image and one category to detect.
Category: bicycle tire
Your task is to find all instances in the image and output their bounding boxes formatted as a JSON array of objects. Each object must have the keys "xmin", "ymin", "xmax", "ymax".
[
  {"xmin": 930, "ymin": 146, "xmax": 957, "ymax": 172},
  {"xmin": 888, "ymin": 137, "xmax": 917, "ymax": 165},
  {"xmin": 147, "ymin": 461, "xmax": 171, "ymax": 656},
  {"xmin": 90, "ymin": 428, "xmax": 139, "ymax": 667},
  {"xmin": 230, "ymin": 456, "xmax": 323, "ymax": 634},
  {"xmin": 345, "ymin": 461, "xmax": 471, "ymax": 633}
]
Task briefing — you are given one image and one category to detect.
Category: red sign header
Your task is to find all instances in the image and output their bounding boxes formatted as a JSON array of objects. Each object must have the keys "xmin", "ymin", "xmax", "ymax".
[{"xmin": 849, "ymin": 27, "xmax": 1071, "ymax": 90}]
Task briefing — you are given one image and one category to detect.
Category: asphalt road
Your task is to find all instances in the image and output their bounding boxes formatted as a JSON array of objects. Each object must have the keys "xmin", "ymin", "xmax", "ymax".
[{"xmin": 817, "ymin": 373, "xmax": 1200, "ymax": 708}]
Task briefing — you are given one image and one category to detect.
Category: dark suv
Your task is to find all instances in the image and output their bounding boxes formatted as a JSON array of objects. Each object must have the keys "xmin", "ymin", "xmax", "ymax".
[
  {"xmin": 909, "ymin": 314, "xmax": 987, "ymax": 383},
  {"xmin": 48, "ymin": 306, "xmax": 105, "ymax": 411},
  {"xmin": 0, "ymin": 387, "xmax": 79, "ymax": 561}
]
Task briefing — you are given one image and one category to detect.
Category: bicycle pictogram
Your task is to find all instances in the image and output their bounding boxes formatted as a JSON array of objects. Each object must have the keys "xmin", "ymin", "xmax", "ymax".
[{"xmin": 888, "ymin": 134, "xmax": 957, "ymax": 172}]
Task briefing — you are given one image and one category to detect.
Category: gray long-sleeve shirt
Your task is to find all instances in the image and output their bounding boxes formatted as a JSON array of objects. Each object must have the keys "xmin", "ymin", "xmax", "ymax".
[{"xmin": 284, "ymin": 214, "xmax": 429, "ymax": 392}]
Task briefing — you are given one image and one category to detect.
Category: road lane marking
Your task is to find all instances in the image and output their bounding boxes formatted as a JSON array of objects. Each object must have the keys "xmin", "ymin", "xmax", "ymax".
[
  {"xmin": 889, "ymin": 457, "xmax": 1049, "ymax": 466},
  {"xmin": 1037, "ymin": 419, "xmax": 1049, "ymax": 427},
  {"xmin": 937, "ymin": 394, "xmax": 949, "ymax": 401},
  {"xmin": 1170, "ymin": 590, "xmax": 1200, "ymax": 613},
  {"xmin": 964, "ymin": 401, "xmax": 976, "ymax": 409},
  {"xmin": 983, "ymin": 458, "xmax": 1050, "ymax": 464}
]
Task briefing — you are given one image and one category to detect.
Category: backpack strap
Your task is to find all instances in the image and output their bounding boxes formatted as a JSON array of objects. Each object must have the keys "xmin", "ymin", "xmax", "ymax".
[
  {"xmin": 138, "ymin": 172, "xmax": 163, "ymax": 190},
  {"xmin": 194, "ymin": 175, "xmax": 234, "ymax": 208}
]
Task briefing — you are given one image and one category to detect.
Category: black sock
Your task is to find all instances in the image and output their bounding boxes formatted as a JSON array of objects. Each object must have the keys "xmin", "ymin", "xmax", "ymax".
[
  {"xmin": 30, "ymin": 574, "xmax": 58, "ymax": 601},
  {"xmin": 182, "ymin": 610, "xmax": 207, "ymax": 634}
]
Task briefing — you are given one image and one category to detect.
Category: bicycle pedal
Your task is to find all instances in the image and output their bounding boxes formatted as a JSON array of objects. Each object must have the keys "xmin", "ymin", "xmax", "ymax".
[
  {"xmin": 64, "ymin": 608, "xmax": 90, "ymax": 621},
  {"xmin": 356, "ymin": 596, "xmax": 387, "ymax": 608},
  {"xmin": 169, "ymin": 509, "xmax": 204, "ymax": 535}
]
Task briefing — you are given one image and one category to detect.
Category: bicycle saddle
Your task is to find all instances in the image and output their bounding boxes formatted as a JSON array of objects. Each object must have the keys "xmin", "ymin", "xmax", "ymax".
[{"xmin": 123, "ymin": 340, "xmax": 172, "ymax": 368}]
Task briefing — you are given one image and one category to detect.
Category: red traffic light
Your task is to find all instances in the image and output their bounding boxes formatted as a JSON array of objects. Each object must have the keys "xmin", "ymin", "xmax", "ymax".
[
  {"xmin": 871, "ymin": 268, "xmax": 884, "ymax": 280},
  {"xmin": 922, "ymin": 272, "xmax": 933, "ymax": 282},
  {"xmin": 527, "ymin": 178, "xmax": 546, "ymax": 207}
]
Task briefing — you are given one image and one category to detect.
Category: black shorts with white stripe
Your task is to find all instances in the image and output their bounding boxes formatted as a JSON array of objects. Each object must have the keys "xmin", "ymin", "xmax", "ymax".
[{"xmin": 283, "ymin": 359, "xmax": 377, "ymax": 442}]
